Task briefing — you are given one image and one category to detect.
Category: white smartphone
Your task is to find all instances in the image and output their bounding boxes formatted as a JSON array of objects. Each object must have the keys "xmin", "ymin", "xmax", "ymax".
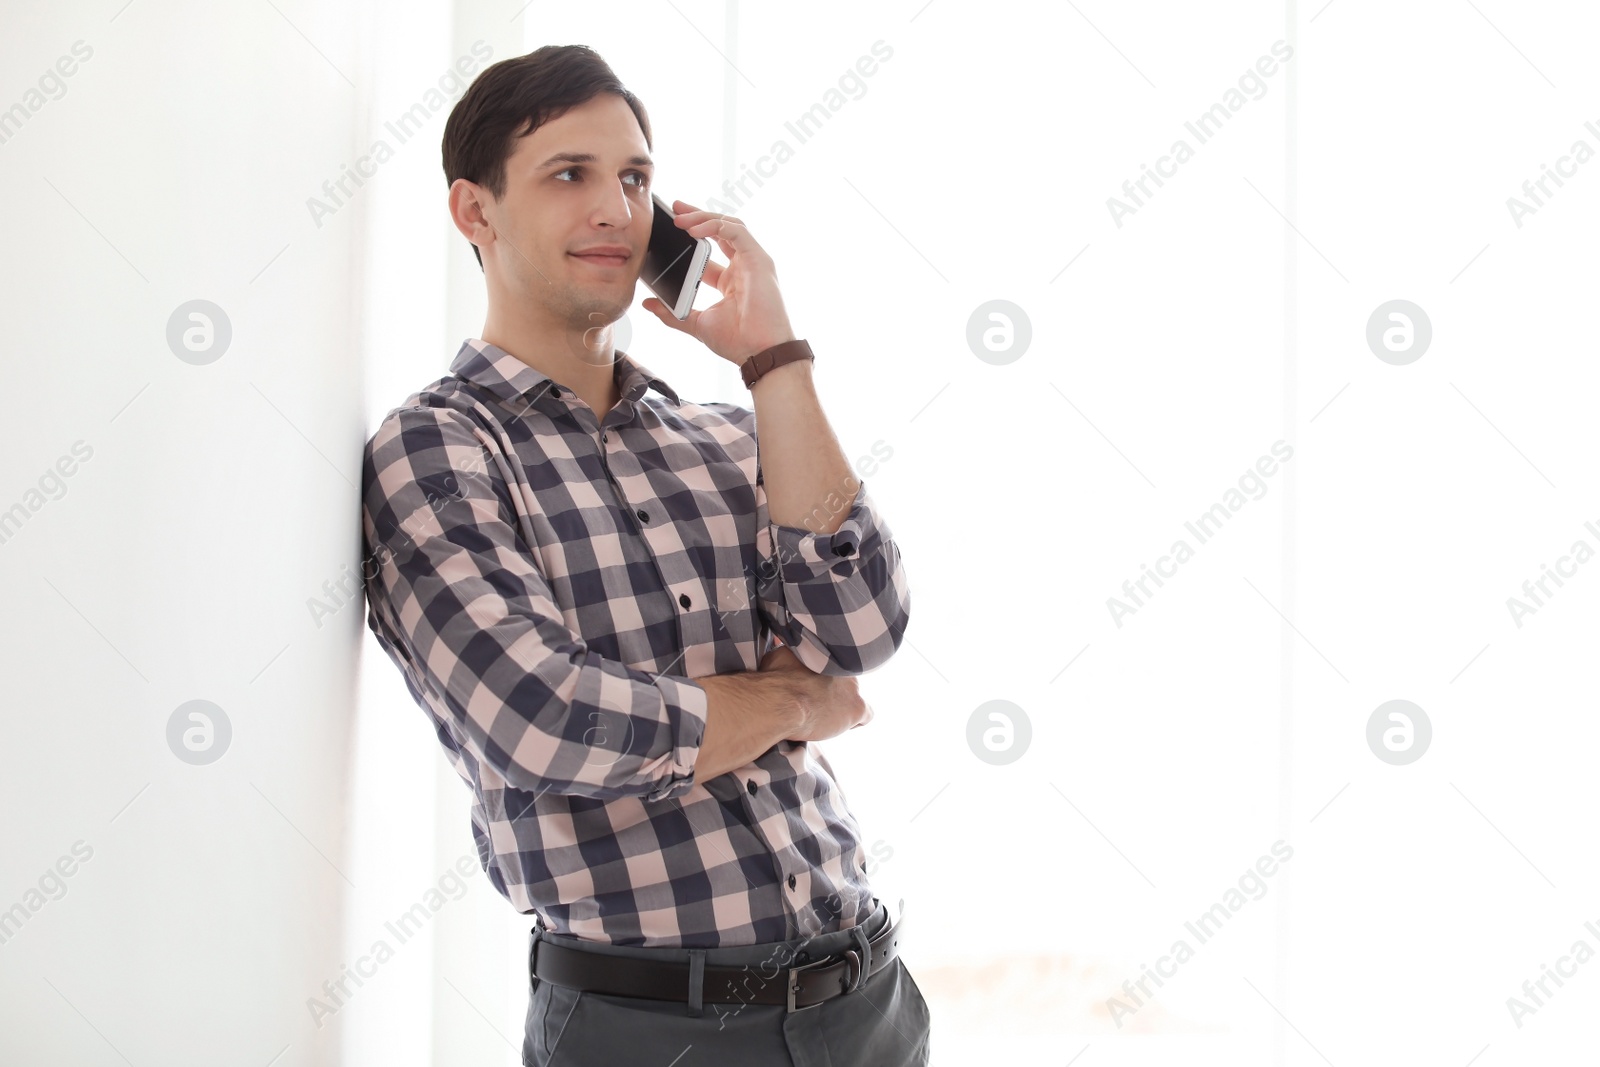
[{"xmin": 641, "ymin": 193, "xmax": 712, "ymax": 320}]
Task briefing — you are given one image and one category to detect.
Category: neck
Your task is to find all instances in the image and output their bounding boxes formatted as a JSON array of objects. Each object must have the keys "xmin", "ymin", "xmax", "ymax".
[{"xmin": 481, "ymin": 297, "xmax": 622, "ymax": 420}]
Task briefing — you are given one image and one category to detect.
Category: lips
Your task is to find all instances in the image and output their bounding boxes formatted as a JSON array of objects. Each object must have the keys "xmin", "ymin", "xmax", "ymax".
[{"xmin": 571, "ymin": 245, "xmax": 632, "ymax": 269}]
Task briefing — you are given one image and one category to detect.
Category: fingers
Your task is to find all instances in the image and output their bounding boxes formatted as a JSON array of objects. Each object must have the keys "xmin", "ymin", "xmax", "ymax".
[
  {"xmin": 642, "ymin": 298, "xmax": 674, "ymax": 326},
  {"xmin": 687, "ymin": 218, "xmax": 757, "ymax": 257},
  {"xmin": 699, "ymin": 259, "xmax": 725, "ymax": 292},
  {"xmin": 759, "ymin": 644, "xmax": 803, "ymax": 671},
  {"xmin": 671, "ymin": 200, "xmax": 726, "ymax": 221},
  {"xmin": 642, "ymin": 297, "xmax": 697, "ymax": 332},
  {"xmin": 671, "ymin": 203, "xmax": 765, "ymax": 260}
]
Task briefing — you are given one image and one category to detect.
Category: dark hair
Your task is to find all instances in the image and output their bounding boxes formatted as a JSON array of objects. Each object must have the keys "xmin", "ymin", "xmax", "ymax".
[{"xmin": 442, "ymin": 44, "xmax": 653, "ymax": 270}]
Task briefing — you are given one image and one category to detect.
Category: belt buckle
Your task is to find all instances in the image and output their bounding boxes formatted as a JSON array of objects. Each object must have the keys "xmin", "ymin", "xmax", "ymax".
[{"xmin": 785, "ymin": 955, "xmax": 834, "ymax": 1013}]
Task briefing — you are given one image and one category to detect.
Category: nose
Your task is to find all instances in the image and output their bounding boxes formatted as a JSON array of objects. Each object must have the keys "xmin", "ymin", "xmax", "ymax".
[{"xmin": 590, "ymin": 177, "xmax": 640, "ymax": 231}]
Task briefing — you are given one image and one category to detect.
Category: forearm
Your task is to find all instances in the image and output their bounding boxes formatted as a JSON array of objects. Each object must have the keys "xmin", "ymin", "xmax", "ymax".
[
  {"xmin": 749, "ymin": 355, "xmax": 857, "ymax": 535},
  {"xmin": 746, "ymin": 353, "xmax": 910, "ymax": 676},
  {"xmin": 691, "ymin": 669, "xmax": 807, "ymax": 781}
]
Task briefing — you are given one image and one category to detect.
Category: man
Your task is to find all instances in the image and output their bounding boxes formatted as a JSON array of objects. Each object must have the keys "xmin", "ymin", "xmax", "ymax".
[{"xmin": 359, "ymin": 43, "xmax": 927, "ymax": 1066}]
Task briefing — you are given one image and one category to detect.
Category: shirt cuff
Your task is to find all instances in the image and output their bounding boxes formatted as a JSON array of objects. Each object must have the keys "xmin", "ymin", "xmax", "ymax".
[
  {"xmin": 640, "ymin": 673, "xmax": 711, "ymax": 803},
  {"xmin": 766, "ymin": 480, "xmax": 871, "ymax": 579}
]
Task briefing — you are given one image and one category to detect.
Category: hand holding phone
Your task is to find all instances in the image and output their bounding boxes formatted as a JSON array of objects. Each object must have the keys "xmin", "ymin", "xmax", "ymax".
[{"xmin": 640, "ymin": 198, "xmax": 799, "ymax": 367}]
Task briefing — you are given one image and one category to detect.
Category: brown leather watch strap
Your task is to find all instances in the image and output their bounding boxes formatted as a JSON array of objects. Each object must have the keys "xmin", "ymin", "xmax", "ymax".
[{"xmin": 740, "ymin": 338, "xmax": 814, "ymax": 388}]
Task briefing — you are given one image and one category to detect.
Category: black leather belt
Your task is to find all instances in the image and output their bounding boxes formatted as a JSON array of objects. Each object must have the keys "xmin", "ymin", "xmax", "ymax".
[{"xmin": 532, "ymin": 904, "xmax": 905, "ymax": 1013}]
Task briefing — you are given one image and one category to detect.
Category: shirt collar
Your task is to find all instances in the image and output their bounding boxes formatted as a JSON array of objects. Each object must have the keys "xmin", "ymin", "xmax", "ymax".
[{"xmin": 448, "ymin": 337, "xmax": 681, "ymax": 408}]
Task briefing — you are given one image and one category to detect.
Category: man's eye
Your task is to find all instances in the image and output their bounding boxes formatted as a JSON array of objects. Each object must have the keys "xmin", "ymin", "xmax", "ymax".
[{"xmin": 554, "ymin": 168, "xmax": 649, "ymax": 188}]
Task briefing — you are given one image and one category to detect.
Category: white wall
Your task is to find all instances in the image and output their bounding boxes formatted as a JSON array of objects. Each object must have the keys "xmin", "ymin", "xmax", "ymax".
[
  {"xmin": 0, "ymin": 1, "xmax": 370, "ymax": 1064},
  {"xmin": 6, "ymin": 2, "xmax": 1600, "ymax": 1065}
]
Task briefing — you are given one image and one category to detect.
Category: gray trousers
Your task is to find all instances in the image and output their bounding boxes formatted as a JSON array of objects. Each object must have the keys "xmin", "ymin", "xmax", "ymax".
[{"xmin": 522, "ymin": 899, "xmax": 932, "ymax": 1066}]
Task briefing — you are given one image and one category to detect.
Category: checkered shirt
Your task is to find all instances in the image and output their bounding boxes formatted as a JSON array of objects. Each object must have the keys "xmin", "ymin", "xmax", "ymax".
[{"xmin": 359, "ymin": 338, "xmax": 910, "ymax": 947}]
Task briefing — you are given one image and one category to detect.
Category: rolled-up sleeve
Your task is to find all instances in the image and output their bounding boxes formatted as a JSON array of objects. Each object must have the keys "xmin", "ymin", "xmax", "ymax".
[
  {"xmin": 360, "ymin": 405, "xmax": 708, "ymax": 802},
  {"xmin": 754, "ymin": 472, "xmax": 911, "ymax": 676}
]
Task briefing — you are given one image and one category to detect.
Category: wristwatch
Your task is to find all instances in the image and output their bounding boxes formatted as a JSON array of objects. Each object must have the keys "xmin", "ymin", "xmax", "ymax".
[{"xmin": 740, "ymin": 339, "xmax": 814, "ymax": 388}]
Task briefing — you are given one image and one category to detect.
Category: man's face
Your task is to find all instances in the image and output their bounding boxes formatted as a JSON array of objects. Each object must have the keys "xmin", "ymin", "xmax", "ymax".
[{"xmin": 478, "ymin": 93, "xmax": 654, "ymax": 334}]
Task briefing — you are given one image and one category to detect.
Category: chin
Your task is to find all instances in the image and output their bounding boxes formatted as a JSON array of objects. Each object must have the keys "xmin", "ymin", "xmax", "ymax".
[{"xmin": 568, "ymin": 297, "xmax": 627, "ymax": 333}]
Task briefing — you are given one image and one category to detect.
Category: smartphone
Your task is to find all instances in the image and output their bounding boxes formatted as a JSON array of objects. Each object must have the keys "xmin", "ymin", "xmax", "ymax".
[{"xmin": 641, "ymin": 193, "xmax": 712, "ymax": 320}]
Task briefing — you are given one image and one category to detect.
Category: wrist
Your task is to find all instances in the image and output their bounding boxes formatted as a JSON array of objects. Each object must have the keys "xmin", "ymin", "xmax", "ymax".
[
  {"xmin": 769, "ymin": 670, "xmax": 812, "ymax": 739},
  {"xmin": 739, "ymin": 337, "xmax": 813, "ymax": 390},
  {"xmin": 736, "ymin": 330, "xmax": 797, "ymax": 364}
]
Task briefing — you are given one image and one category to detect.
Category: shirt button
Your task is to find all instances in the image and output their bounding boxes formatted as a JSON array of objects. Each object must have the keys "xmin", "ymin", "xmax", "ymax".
[
  {"xmin": 787, "ymin": 874, "xmax": 797, "ymax": 890},
  {"xmin": 679, "ymin": 593, "xmax": 691, "ymax": 609},
  {"xmin": 747, "ymin": 779, "xmax": 758, "ymax": 796},
  {"xmin": 636, "ymin": 509, "xmax": 649, "ymax": 523},
  {"xmin": 834, "ymin": 543, "xmax": 855, "ymax": 557},
  {"xmin": 601, "ymin": 433, "xmax": 607, "ymax": 443},
  {"xmin": 550, "ymin": 386, "xmax": 561, "ymax": 397}
]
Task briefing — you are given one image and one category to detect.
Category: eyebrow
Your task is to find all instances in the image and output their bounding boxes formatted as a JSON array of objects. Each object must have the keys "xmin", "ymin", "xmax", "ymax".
[{"xmin": 536, "ymin": 152, "xmax": 654, "ymax": 171}]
